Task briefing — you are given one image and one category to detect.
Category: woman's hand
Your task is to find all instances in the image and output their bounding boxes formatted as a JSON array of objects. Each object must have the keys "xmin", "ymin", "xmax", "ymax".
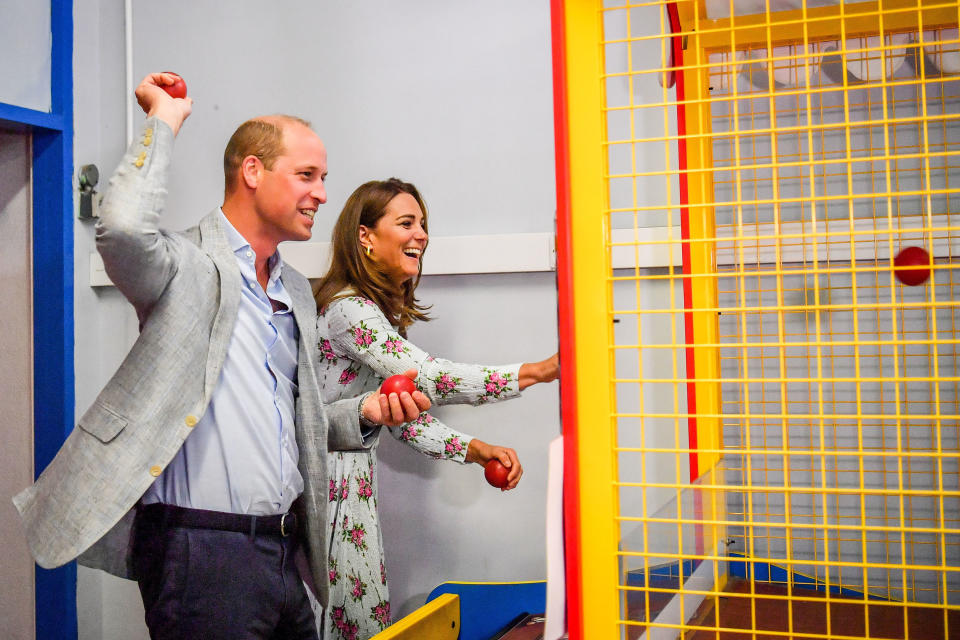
[
  {"xmin": 466, "ymin": 439, "xmax": 523, "ymax": 490},
  {"xmin": 360, "ymin": 369, "xmax": 431, "ymax": 426},
  {"xmin": 518, "ymin": 352, "xmax": 559, "ymax": 390}
]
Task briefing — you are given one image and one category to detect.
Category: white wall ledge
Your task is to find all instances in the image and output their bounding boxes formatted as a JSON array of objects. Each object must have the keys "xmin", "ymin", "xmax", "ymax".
[{"xmin": 89, "ymin": 232, "xmax": 557, "ymax": 287}]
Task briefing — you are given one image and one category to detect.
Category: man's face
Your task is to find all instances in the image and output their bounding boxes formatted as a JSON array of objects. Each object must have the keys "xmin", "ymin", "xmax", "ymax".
[{"xmin": 253, "ymin": 123, "xmax": 327, "ymax": 244}]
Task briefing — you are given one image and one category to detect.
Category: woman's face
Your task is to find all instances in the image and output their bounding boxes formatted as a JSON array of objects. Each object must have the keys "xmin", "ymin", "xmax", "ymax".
[{"xmin": 361, "ymin": 192, "xmax": 428, "ymax": 286}]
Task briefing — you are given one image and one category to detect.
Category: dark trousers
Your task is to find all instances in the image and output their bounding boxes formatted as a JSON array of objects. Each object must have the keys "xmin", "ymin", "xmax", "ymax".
[{"xmin": 132, "ymin": 505, "xmax": 319, "ymax": 640}]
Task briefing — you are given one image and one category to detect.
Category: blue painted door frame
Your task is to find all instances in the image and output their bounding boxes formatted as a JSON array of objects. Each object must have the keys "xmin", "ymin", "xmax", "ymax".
[{"xmin": 0, "ymin": 1, "xmax": 77, "ymax": 638}]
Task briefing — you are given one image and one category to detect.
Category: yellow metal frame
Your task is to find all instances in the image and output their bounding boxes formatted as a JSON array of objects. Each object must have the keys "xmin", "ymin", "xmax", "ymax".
[
  {"xmin": 557, "ymin": 1, "xmax": 622, "ymax": 638},
  {"xmin": 560, "ymin": 0, "xmax": 960, "ymax": 638},
  {"xmin": 695, "ymin": 0, "xmax": 958, "ymax": 51}
]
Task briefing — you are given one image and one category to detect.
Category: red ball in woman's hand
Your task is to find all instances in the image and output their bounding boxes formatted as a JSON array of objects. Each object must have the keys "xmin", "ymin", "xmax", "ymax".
[
  {"xmin": 893, "ymin": 246, "xmax": 931, "ymax": 286},
  {"xmin": 161, "ymin": 72, "xmax": 187, "ymax": 99},
  {"xmin": 484, "ymin": 459, "xmax": 510, "ymax": 489},
  {"xmin": 380, "ymin": 374, "xmax": 416, "ymax": 396}
]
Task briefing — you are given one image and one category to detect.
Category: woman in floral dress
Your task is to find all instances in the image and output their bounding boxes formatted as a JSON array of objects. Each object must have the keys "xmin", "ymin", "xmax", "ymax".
[{"xmin": 313, "ymin": 178, "xmax": 559, "ymax": 640}]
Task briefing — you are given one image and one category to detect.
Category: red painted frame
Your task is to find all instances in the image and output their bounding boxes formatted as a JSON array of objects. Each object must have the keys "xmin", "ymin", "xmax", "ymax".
[
  {"xmin": 549, "ymin": 2, "xmax": 584, "ymax": 638},
  {"xmin": 549, "ymin": 3, "xmax": 700, "ymax": 636},
  {"xmin": 666, "ymin": 2, "xmax": 702, "ymax": 484}
]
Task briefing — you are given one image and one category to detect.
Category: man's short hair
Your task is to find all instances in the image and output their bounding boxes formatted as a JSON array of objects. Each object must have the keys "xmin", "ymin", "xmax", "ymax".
[{"xmin": 223, "ymin": 115, "xmax": 312, "ymax": 194}]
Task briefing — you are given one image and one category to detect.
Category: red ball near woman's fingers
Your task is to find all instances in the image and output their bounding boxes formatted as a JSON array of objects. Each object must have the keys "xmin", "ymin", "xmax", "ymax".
[
  {"xmin": 484, "ymin": 459, "xmax": 510, "ymax": 489},
  {"xmin": 161, "ymin": 72, "xmax": 187, "ymax": 99},
  {"xmin": 380, "ymin": 374, "xmax": 416, "ymax": 397}
]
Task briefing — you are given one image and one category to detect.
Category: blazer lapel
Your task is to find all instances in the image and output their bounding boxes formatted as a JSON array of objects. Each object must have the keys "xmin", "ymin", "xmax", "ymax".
[
  {"xmin": 198, "ymin": 210, "xmax": 242, "ymax": 403},
  {"xmin": 283, "ymin": 270, "xmax": 316, "ymax": 352},
  {"xmin": 281, "ymin": 265, "xmax": 322, "ymax": 443}
]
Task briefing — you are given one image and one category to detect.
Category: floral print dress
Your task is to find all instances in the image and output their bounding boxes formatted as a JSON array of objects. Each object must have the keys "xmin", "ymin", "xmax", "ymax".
[{"xmin": 316, "ymin": 295, "xmax": 522, "ymax": 640}]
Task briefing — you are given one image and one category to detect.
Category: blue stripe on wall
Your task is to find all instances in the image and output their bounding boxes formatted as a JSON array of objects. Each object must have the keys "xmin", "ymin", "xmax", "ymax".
[{"xmin": 22, "ymin": 0, "xmax": 77, "ymax": 638}]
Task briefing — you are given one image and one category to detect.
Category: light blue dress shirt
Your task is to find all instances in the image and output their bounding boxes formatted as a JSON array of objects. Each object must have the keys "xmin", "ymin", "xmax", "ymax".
[{"xmin": 142, "ymin": 211, "xmax": 304, "ymax": 515}]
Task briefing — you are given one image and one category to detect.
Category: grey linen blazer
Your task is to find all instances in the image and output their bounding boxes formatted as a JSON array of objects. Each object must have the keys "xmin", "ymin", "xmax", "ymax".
[{"xmin": 13, "ymin": 117, "xmax": 366, "ymax": 608}]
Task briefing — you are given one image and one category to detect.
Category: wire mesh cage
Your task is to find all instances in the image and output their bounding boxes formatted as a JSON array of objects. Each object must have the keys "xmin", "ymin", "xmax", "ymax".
[{"xmin": 555, "ymin": 0, "xmax": 960, "ymax": 638}]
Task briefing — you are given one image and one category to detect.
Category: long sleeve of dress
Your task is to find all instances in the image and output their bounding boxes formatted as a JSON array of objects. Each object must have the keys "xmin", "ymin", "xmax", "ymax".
[
  {"xmin": 319, "ymin": 296, "xmax": 522, "ymax": 465},
  {"xmin": 323, "ymin": 296, "xmax": 523, "ymax": 406}
]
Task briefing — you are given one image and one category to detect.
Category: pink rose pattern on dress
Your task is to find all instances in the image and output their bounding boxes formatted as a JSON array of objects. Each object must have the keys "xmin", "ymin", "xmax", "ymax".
[
  {"xmin": 481, "ymin": 368, "xmax": 514, "ymax": 402},
  {"xmin": 329, "ymin": 558, "xmax": 340, "ymax": 586},
  {"xmin": 443, "ymin": 435, "xmax": 465, "ymax": 459},
  {"xmin": 356, "ymin": 472, "xmax": 374, "ymax": 503},
  {"xmin": 349, "ymin": 574, "xmax": 367, "ymax": 603},
  {"xmin": 398, "ymin": 424, "xmax": 422, "ymax": 443},
  {"xmin": 338, "ymin": 365, "xmax": 359, "ymax": 385},
  {"xmin": 380, "ymin": 560, "xmax": 387, "ymax": 585},
  {"xmin": 370, "ymin": 600, "xmax": 391, "ymax": 629},
  {"xmin": 351, "ymin": 322, "xmax": 376, "ymax": 352},
  {"xmin": 398, "ymin": 412, "xmax": 437, "ymax": 443},
  {"xmin": 432, "ymin": 371, "xmax": 461, "ymax": 398},
  {"xmin": 414, "ymin": 412, "xmax": 435, "ymax": 426},
  {"xmin": 348, "ymin": 296, "xmax": 377, "ymax": 308},
  {"xmin": 329, "ymin": 606, "xmax": 359, "ymax": 640},
  {"xmin": 381, "ymin": 334, "xmax": 409, "ymax": 358},
  {"xmin": 319, "ymin": 338, "xmax": 338, "ymax": 365},
  {"xmin": 341, "ymin": 516, "xmax": 368, "ymax": 551},
  {"xmin": 330, "ymin": 477, "xmax": 349, "ymax": 503}
]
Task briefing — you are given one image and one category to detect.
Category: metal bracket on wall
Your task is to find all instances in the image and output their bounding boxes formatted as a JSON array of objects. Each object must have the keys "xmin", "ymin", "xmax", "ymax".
[{"xmin": 77, "ymin": 163, "xmax": 101, "ymax": 220}]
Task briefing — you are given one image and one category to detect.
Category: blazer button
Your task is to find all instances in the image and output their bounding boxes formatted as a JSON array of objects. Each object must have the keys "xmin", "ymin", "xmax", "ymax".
[
  {"xmin": 185, "ymin": 415, "xmax": 198, "ymax": 427},
  {"xmin": 149, "ymin": 465, "xmax": 163, "ymax": 477}
]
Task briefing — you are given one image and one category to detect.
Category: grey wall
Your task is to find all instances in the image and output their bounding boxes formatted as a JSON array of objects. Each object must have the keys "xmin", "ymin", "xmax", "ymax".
[
  {"xmin": 71, "ymin": 1, "xmax": 559, "ymax": 636},
  {"xmin": 73, "ymin": 1, "xmax": 147, "ymax": 638},
  {"xmin": 128, "ymin": 1, "xmax": 556, "ymax": 237},
  {"xmin": 382, "ymin": 272, "xmax": 560, "ymax": 615},
  {"xmin": 0, "ymin": 1, "xmax": 51, "ymax": 111}
]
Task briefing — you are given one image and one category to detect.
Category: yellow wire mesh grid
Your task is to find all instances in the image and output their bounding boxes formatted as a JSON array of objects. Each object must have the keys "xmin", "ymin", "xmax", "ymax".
[{"xmin": 595, "ymin": 1, "xmax": 960, "ymax": 638}]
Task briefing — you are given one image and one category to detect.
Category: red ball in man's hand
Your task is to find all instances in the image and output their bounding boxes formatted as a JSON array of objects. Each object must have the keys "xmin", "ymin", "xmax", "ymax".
[
  {"xmin": 380, "ymin": 374, "xmax": 417, "ymax": 397},
  {"xmin": 161, "ymin": 72, "xmax": 187, "ymax": 99},
  {"xmin": 484, "ymin": 459, "xmax": 510, "ymax": 489},
  {"xmin": 893, "ymin": 246, "xmax": 931, "ymax": 286}
]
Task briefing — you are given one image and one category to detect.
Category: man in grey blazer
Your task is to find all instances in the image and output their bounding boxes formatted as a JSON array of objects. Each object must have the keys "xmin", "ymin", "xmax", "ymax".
[{"xmin": 14, "ymin": 72, "xmax": 428, "ymax": 638}]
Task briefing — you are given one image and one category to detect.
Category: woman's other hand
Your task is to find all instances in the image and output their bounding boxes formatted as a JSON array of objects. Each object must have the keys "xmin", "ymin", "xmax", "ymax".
[
  {"xmin": 467, "ymin": 439, "xmax": 523, "ymax": 490},
  {"xmin": 518, "ymin": 352, "xmax": 559, "ymax": 390}
]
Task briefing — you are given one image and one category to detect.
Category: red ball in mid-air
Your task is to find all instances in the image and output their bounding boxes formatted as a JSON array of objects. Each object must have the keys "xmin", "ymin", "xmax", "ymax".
[
  {"xmin": 484, "ymin": 459, "xmax": 510, "ymax": 489},
  {"xmin": 380, "ymin": 374, "xmax": 417, "ymax": 397},
  {"xmin": 160, "ymin": 72, "xmax": 187, "ymax": 99},
  {"xmin": 893, "ymin": 246, "xmax": 931, "ymax": 286}
]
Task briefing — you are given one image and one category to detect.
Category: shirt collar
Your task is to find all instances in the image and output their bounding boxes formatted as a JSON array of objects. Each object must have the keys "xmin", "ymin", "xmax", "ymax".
[{"xmin": 218, "ymin": 209, "xmax": 284, "ymax": 284}]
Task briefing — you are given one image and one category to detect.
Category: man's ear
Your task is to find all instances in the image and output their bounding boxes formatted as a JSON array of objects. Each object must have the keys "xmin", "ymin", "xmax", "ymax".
[{"xmin": 240, "ymin": 155, "xmax": 263, "ymax": 189}]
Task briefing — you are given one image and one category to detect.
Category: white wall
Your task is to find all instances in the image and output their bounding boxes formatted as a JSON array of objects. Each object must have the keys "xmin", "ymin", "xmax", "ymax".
[
  {"xmin": 383, "ymin": 272, "xmax": 560, "ymax": 615},
  {"xmin": 72, "ymin": 1, "xmax": 147, "ymax": 638},
  {"xmin": 0, "ymin": 1, "xmax": 51, "ymax": 111},
  {"xmin": 71, "ymin": 1, "xmax": 559, "ymax": 636}
]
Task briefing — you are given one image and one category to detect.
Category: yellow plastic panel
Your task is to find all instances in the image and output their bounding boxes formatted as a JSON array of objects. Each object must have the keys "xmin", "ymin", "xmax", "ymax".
[{"xmin": 369, "ymin": 594, "xmax": 459, "ymax": 640}]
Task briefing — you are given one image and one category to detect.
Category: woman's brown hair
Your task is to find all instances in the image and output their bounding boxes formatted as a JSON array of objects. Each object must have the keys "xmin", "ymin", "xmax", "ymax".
[{"xmin": 313, "ymin": 178, "xmax": 430, "ymax": 336}]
